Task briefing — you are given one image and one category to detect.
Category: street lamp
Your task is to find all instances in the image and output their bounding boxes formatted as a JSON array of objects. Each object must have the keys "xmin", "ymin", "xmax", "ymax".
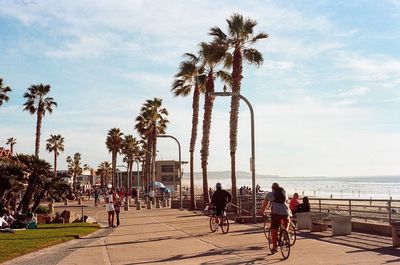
[
  {"xmin": 156, "ymin": 134, "xmax": 182, "ymax": 210},
  {"xmin": 210, "ymin": 91, "xmax": 257, "ymax": 223}
]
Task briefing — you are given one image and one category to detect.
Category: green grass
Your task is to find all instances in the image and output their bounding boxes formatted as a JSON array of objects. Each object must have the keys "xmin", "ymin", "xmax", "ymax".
[{"xmin": 0, "ymin": 223, "xmax": 99, "ymax": 263}]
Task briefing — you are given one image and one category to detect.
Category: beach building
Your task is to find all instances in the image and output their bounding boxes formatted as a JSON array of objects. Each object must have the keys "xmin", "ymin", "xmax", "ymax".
[
  {"xmin": 155, "ymin": 160, "xmax": 181, "ymax": 191},
  {"xmin": 114, "ymin": 160, "xmax": 184, "ymax": 192},
  {"xmin": 57, "ymin": 169, "xmax": 95, "ymax": 189}
]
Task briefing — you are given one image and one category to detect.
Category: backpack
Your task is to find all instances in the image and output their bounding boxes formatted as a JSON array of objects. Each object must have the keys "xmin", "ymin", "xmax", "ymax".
[{"xmin": 274, "ymin": 188, "xmax": 286, "ymax": 203}]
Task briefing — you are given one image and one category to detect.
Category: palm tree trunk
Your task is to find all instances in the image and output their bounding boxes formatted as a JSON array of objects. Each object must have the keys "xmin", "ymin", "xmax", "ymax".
[
  {"xmin": 189, "ymin": 84, "xmax": 200, "ymax": 209},
  {"xmin": 201, "ymin": 72, "xmax": 215, "ymax": 204},
  {"xmin": 229, "ymin": 47, "xmax": 243, "ymax": 205},
  {"xmin": 112, "ymin": 152, "xmax": 117, "ymax": 188},
  {"xmin": 10, "ymin": 143, "xmax": 14, "ymax": 155},
  {"xmin": 151, "ymin": 131, "xmax": 157, "ymax": 186},
  {"xmin": 53, "ymin": 147, "xmax": 58, "ymax": 178},
  {"xmin": 35, "ymin": 111, "xmax": 43, "ymax": 158},
  {"xmin": 32, "ymin": 189, "xmax": 46, "ymax": 213},
  {"xmin": 19, "ymin": 175, "xmax": 38, "ymax": 213}
]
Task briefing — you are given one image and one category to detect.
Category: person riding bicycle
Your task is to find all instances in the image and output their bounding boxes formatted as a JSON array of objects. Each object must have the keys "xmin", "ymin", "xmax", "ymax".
[
  {"xmin": 260, "ymin": 182, "xmax": 290, "ymax": 254},
  {"xmin": 210, "ymin": 183, "xmax": 232, "ymax": 223}
]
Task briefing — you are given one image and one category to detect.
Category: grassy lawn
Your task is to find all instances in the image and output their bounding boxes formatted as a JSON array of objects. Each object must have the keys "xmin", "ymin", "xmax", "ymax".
[{"xmin": 0, "ymin": 223, "xmax": 99, "ymax": 263}]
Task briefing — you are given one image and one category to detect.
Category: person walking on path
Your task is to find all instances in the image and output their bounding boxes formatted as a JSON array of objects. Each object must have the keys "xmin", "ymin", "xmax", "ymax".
[
  {"xmin": 114, "ymin": 197, "xmax": 122, "ymax": 227},
  {"xmin": 106, "ymin": 190, "xmax": 116, "ymax": 228},
  {"xmin": 260, "ymin": 182, "xmax": 290, "ymax": 254}
]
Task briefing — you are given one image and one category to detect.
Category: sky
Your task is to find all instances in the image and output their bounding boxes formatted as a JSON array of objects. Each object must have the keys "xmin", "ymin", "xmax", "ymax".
[{"xmin": 1, "ymin": 0, "xmax": 400, "ymax": 178}]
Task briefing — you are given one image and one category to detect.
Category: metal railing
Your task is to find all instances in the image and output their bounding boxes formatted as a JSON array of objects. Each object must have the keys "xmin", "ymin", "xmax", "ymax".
[{"xmin": 309, "ymin": 198, "xmax": 400, "ymax": 224}]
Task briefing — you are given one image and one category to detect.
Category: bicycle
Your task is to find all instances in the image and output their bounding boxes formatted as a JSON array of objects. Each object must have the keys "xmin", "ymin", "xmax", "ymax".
[
  {"xmin": 209, "ymin": 206, "xmax": 229, "ymax": 234},
  {"xmin": 264, "ymin": 214, "xmax": 296, "ymax": 246},
  {"xmin": 264, "ymin": 216, "xmax": 291, "ymax": 259}
]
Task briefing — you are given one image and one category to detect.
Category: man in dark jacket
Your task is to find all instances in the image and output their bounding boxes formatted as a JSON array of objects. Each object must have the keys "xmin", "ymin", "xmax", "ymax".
[{"xmin": 210, "ymin": 183, "xmax": 232, "ymax": 218}]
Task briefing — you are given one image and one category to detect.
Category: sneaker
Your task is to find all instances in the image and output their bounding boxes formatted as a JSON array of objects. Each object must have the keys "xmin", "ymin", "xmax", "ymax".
[{"xmin": 270, "ymin": 247, "xmax": 278, "ymax": 254}]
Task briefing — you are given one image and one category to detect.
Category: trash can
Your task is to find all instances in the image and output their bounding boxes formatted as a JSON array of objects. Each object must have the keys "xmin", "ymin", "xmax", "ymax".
[{"xmin": 391, "ymin": 221, "xmax": 400, "ymax": 247}]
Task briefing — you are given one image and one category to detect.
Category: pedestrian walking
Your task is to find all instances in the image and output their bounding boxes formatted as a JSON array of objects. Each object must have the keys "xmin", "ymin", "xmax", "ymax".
[{"xmin": 106, "ymin": 190, "xmax": 115, "ymax": 228}]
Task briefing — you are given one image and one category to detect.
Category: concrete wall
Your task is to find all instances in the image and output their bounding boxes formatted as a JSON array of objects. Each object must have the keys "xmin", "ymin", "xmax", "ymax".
[{"xmin": 352, "ymin": 221, "xmax": 392, "ymax": 237}]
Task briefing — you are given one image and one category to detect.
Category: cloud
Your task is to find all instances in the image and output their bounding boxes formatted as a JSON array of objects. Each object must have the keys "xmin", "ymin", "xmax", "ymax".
[{"xmin": 335, "ymin": 53, "xmax": 400, "ymax": 86}]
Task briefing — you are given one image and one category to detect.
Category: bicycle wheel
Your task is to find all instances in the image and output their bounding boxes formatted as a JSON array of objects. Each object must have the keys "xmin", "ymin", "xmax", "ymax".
[
  {"xmin": 209, "ymin": 216, "xmax": 218, "ymax": 232},
  {"xmin": 220, "ymin": 216, "xmax": 229, "ymax": 234},
  {"xmin": 288, "ymin": 221, "xmax": 296, "ymax": 246},
  {"xmin": 279, "ymin": 229, "xmax": 291, "ymax": 260},
  {"xmin": 263, "ymin": 218, "xmax": 271, "ymax": 242}
]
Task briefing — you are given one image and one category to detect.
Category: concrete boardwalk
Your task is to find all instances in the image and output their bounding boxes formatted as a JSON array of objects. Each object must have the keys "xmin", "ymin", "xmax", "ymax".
[{"xmin": 5, "ymin": 203, "xmax": 400, "ymax": 265}]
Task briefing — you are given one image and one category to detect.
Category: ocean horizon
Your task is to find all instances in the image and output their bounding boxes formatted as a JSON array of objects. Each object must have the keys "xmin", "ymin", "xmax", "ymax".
[{"xmin": 182, "ymin": 171, "xmax": 400, "ymax": 200}]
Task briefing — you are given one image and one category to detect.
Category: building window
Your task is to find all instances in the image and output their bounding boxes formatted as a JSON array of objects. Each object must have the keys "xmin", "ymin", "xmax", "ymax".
[
  {"xmin": 161, "ymin": 165, "xmax": 174, "ymax": 173},
  {"xmin": 161, "ymin": 175, "xmax": 174, "ymax": 182}
]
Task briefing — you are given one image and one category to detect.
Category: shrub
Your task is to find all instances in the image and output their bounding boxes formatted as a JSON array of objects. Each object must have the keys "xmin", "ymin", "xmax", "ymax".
[{"xmin": 35, "ymin": 205, "xmax": 50, "ymax": 214}]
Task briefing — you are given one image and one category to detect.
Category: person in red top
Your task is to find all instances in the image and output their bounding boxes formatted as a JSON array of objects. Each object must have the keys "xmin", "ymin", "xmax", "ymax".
[{"xmin": 289, "ymin": 193, "xmax": 300, "ymax": 215}]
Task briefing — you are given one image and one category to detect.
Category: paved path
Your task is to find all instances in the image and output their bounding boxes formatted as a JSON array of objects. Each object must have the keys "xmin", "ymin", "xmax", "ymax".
[{"xmin": 4, "ymin": 201, "xmax": 399, "ymax": 265}]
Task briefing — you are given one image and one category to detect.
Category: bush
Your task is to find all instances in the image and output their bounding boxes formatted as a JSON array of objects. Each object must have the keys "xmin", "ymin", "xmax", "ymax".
[{"xmin": 35, "ymin": 205, "xmax": 50, "ymax": 214}]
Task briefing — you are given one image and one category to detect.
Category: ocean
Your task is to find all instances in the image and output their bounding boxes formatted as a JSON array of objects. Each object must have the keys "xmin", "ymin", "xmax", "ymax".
[{"xmin": 183, "ymin": 172, "xmax": 400, "ymax": 200}]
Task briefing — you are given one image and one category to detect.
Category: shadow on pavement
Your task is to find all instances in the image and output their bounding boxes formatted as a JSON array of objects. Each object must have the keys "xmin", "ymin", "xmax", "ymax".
[{"xmin": 297, "ymin": 230, "xmax": 399, "ymax": 259}]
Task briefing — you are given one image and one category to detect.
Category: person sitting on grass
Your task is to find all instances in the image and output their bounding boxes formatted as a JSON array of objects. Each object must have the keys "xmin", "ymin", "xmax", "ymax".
[
  {"xmin": 3, "ymin": 210, "xmax": 15, "ymax": 226},
  {"xmin": 26, "ymin": 212, "xmax": 37, "ymax": 229},
  {"xmin": 0, "ymin": 215, "xmax": 9, "ymax": 229}
]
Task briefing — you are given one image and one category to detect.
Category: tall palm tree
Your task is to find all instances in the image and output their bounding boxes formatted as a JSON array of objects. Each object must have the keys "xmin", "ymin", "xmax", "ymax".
[
  {"xmin": 0, "ymin": 78, "xmax": 11, "ymax": 107},
  {"xmin": 135, "ymin": 98, "xmax": 169, "ymax": 189},
  {"xmin": 6, "ymin": 137, "xmax": 17, "ymax": 155},
  {"xmin": 210, "ymin": 13, "xmax": 267, "ymax": 203},
  {"xmin": 96, "ymin": 161, "xmax": 112, "ymax": 187},
  {"xmin": 23, "ymin": 84, "xmax": 57, "ymax": 158},
  {"xmin": 106, "ymin": 128, "xmax": 123, "ymax": 188},
  {"xmin": 171, "ymin": 52, "xmax": 206, "ymax": 209},
  {"xmin": 122, "ymin": 135, "xmax": 140, "ymax": 189},
  {"xmin": 66, "ymin": 153, "xmax": 82, "ymax": 188},
  {"xmin": 46, "ymin": 134, "xmax": 65, "ymax": 178},
  {"xmin": 199, "ymin": 42, "xmax": 231, "ymax": 204}
]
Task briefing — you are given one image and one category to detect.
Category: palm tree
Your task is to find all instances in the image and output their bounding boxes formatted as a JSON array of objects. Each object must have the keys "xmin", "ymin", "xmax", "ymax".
[
  {"xmin": 106, "ymin": 128, "xmax": 123, "ymax": 188},
  {"xmin": 6, "ymin": 137, "xmax": 17, "ymax": 155},
  {"xmin": 66, "ymin": 153, "xmax": 82, "ymax": 188},
  {"xmin": 198, "ymin": 42, "xmax": 231, "ymax": 204},
  {"xmin": 171, "ymin": 52, "xmax": 206, "ymax": 209},
  {"xmin": 96, "ymin": 161, "xmax": 112, "ymax": 187},
  {"xmin": 210, "ymin": 13, "xmax": 267, "ymax": 203},
  {"xmin": 23, "ymin": 84, "xmax": 57, "ymax": 158},
  {"xmin": 46, "ymin": 134, "xmax": 65, "ymax": 178},
  {"xmin": 135, "ymin": 98, "xmax": 169, "ymax": 189},
  {"xmin": 17, "ymin": 154, "xmax": 52, "ymax": 213},
  {"xmin": 121, "ymin": 135, "xmax": 140, "ymax": 189},
  {"xmin": 0, "ymin": 78, "xmax": 11, "ymax": 107}
]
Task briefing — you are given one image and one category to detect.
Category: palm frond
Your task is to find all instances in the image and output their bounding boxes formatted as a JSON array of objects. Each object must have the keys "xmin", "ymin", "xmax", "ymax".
[
  {"xmin": 251, "ymin": 32, "xmax": 269, "ymax": 43},
  {"xmin": 243, "ymin": 48, "xmax": 264, "ymax": 66}
]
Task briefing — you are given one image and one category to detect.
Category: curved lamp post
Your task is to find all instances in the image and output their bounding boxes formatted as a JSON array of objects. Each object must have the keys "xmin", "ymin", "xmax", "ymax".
[
  {"xmin": 157, "ymin": 134, "xmax": 182, "ymax": 210},
  {"xmin": 210, "ymin": 91, "xmax": 257, "ymax": 223}
]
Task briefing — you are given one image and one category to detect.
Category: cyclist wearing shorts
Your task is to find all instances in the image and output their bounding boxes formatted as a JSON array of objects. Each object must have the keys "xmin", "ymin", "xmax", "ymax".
[
  {"xmin": 260, "ymin": 182, "xmax": 290, "ymax": 254},
  {"xmin": 210, "ymin": 183, "xmax": 232, "ymax": 222}
]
